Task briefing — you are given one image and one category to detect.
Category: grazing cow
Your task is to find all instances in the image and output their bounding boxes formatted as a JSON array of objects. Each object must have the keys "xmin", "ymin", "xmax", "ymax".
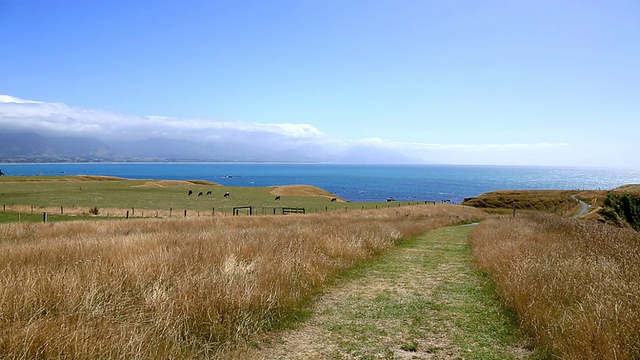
[
  {"xmin": 275, "ymin": 196, "xmax": 281, "ymax": 201},
  {"xmin": 188, "ymin": 190, "xmax": 193, "ymax": 196},
  {"xmin": 330, "ymin": 198, "xmax": 337, "ymax": 202},
  {"xmin": 198, "ymin": 192, "xmax": 203, "ymax": 196},
  {"xmin": 206, "ymin": 191, "xmax": 212, "ymax": 195},
  {"xmin": 224, "ymin": 192, "xmax": 230, "ymax": 197}
]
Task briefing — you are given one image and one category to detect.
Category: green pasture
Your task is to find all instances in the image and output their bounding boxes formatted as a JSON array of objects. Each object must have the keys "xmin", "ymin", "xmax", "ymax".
[
  {"xmin": 0, "ymin": 212, "xmax": 83, "ymax": 223},
  {"xmin": 0, "ymin": 176, "xmax": 423, "ymax": 222}
]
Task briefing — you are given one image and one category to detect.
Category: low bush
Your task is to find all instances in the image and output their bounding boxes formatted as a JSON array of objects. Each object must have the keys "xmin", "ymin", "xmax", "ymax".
[{"xmin": 601, "ymin": 193, "xmax": 640, "ymax": 230}]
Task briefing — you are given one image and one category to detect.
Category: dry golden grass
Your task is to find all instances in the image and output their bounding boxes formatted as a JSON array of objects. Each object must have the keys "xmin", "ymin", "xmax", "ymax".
[
  {"xmin": 133, "ymin": 180, "xmax": 219, "ymax": 188},
  {"xmin": 613, "ymin": 184, "xmax": 640, "ymax": 196},
  {"xmin": 471, "ymin": 214, "xmax": 640, "ymax": 359},
  {"xmin": 268, "ymin": 185, "xmax": 341, "ymax": 200},
  {"xmin": 0, "ymin": 204, "xmax": 485, "ymax": 359},
  {"xmin": 2, "ymin": 204, "xmax": 200, "ymax": 219}
]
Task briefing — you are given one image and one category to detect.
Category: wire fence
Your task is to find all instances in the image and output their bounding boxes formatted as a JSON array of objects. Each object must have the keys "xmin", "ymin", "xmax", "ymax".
[{"xmin": 1, "ymin": 200, "xmax": 445, "ymax": 223}]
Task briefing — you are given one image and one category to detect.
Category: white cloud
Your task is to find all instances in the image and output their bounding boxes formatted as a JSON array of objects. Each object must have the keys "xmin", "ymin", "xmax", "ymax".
[
  {"xmin": 0, "ymin": 95, "xmax": 43, "ymax": 104},
  {"xmin": 0, "ymin": 95, "xmax": 326, "ymax": 143},
  {"xmin": 0, "ymin": 94, "xmax": 579, "ymax": 165},
  {"xmin": 263, "ymin": 123, "xmax": 325, "ymax": 138}
]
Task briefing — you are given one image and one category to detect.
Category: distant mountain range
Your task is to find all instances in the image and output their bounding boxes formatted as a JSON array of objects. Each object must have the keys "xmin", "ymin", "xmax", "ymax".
[{"xmin": 0, "ymin": 132, "xmax": 420, "ymax": 163}]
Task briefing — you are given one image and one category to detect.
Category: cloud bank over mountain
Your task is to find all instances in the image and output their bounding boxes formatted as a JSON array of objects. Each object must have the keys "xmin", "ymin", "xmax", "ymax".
[{"xmin": 0, "ymin": 95, "xmax": 568, "ymax": 164}]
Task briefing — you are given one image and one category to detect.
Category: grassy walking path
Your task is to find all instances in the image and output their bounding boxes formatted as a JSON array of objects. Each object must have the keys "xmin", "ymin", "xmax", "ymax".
[{"xmin": 239, "ymin": 225, "xmax": 542, "ymax": 359}]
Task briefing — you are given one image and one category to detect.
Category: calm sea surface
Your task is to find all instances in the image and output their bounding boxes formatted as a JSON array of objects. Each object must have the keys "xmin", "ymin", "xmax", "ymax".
[{"xmin": 1, "ymin": 163, "xmax": 639, "ymax": 203}]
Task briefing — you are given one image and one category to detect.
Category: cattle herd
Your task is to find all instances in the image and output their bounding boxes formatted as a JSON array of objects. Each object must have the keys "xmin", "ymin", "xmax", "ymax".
[
  {"xmin": 188, "ymin": 190, "xmax": 229, "ymax": 197},
  {"xmin": 187, "ymin": 190, "xmax": 340, "ymax": 202}
]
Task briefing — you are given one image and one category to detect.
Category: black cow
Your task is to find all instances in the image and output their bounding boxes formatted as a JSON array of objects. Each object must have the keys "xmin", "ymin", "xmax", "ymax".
[
  {"xmin": 224, "ymin": 192, "xmax": 230, "ymax": 197},
  {"xmin": 330, "ymin": 198, "xmax": 337, "ymax": 202},
  {"xmin": 198, "ymin": 192, "xmax": 203, "ymax": 196},
  {"xmin": 275, "ymin": 196, "xmax": 281, "ymax": 201},
  {"xmin": 188, "ymin": 190, "xmax": 193, "ymax": 196},
  {"xmin": 206, "ymin": 191, "xmax": 212, "ymax": 195}
]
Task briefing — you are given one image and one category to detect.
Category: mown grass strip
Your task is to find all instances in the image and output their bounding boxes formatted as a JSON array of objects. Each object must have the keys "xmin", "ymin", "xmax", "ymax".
[{"xmin": 251, "ymin": 225, "xmax": 550, "ymax": 359}]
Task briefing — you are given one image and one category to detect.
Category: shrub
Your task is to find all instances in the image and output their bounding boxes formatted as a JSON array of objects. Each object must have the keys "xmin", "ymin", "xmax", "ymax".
[{"xmin": 601, "ymin": 193, "xmax": 640, "ymax": 230}]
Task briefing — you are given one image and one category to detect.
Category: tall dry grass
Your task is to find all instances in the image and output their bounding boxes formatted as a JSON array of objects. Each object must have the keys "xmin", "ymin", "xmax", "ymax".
[
  {"xmin": 471, "ymin": 214, "xmax": 640, "ymax": 359},
  {"xmin": 0, "ymin": 204, "xmax": 484, "ymax": 359}
]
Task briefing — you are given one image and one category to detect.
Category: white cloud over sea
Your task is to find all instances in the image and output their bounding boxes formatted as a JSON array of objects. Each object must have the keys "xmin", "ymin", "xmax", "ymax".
[{"xmin": 0, "ymin": 95, "xmax": 572, "ymax": 164}]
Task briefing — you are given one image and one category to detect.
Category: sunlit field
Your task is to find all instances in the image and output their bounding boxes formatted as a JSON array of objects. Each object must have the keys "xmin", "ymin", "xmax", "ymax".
[
  {"xmin": 0, "ymin": 176, "xmax": 434, "ymax": 220},
  {"xmin": 0, "ymin": 204, "xmax": 485, "ymax": 359},
  {"xmin": 471, "ymin": 214, "xmax": 640, "ymax": 359}
]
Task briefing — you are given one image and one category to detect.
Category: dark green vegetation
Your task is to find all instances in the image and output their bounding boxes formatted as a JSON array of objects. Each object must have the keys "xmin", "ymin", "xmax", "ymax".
[{"xmin": 600, "ymin": 193, "xmax": 640, "ymax": 230}]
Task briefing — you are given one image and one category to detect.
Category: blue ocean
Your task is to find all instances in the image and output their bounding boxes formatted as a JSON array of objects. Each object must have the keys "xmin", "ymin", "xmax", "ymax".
[{"xmin": 1, "ymin": 163, "xmax": 639, "ymax": 203}]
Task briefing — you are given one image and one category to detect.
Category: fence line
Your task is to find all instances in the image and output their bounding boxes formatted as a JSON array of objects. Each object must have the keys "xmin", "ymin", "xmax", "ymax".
[{"xmin": 1, "ymin": 201, "xmax": 443, "ymax": 222}]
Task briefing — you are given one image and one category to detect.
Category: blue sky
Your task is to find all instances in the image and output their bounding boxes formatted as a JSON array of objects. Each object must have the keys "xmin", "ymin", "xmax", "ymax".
[{"xmin": 1, "ymin": 1, "xmax": 639, "ymax": 167}]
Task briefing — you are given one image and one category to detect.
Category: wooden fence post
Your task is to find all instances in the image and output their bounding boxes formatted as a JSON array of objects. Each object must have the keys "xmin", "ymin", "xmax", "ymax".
[
  {"xmin": 126, "ymin": 211, "xmax": 129, "ymax": 219},
  {"xmin": 43, "ymin": 212, "xmax": 47, "ymax": 223}
]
